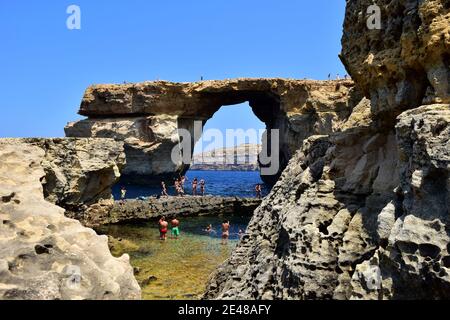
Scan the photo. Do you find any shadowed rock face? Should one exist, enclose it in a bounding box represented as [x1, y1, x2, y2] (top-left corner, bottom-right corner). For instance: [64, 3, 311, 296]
[205, 1, 450, 300]
[0, 139, 140, 300]
[65, 79, 362, 185]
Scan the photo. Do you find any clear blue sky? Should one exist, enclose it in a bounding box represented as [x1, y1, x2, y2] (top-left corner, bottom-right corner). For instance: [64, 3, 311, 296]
[0, 0, 347, 138]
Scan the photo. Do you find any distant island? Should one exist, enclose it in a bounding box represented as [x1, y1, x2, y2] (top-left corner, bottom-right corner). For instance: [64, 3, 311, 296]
[190, 144, 261, 171]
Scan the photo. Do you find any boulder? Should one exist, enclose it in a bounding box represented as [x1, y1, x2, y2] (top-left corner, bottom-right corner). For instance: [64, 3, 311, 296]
[0, 140, 140, 300]
[7, 138, 126, 210]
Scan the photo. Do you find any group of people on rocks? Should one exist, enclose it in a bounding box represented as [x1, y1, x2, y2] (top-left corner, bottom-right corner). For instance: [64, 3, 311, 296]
[120, 181, 264, 203]
[158, 216, 243, 244]
[161, 175, 206, 197]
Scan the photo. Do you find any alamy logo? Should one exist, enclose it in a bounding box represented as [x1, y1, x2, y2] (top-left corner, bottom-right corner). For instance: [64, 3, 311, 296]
[66, 5, 81, 30]
[172, 121, 280, 176]
[365, 265, 382, 290]
[367, 4, 382, 30]
[64, 265, 82, 289]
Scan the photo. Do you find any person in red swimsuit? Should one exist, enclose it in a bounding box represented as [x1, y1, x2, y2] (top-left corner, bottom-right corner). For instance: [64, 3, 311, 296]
[159, 216, 169, 241]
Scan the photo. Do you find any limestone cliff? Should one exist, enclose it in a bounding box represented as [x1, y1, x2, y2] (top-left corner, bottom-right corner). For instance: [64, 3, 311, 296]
[0, 140, 140, 300]
[191, 144, 261, 171]
[205, 0, 450, 300]
[65, 79, 362, 184]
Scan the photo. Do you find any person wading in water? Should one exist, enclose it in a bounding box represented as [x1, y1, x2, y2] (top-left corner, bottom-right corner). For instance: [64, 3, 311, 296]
[221, 220, 230, 245]
[159, 216, 169, 241]
[171, 217, 180, 239]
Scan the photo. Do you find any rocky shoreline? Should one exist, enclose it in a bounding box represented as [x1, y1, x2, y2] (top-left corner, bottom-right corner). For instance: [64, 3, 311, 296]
[70, 196, 262, 228]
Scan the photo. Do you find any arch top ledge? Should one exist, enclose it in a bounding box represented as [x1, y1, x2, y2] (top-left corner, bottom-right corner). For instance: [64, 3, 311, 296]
[78, 78, 357, 118]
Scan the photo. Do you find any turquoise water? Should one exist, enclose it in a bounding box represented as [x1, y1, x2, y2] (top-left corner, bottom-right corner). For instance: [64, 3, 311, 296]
[97, 214, 250, 300]
[113, 170, 270, 199]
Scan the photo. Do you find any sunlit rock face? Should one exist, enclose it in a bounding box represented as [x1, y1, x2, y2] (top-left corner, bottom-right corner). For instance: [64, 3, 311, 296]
[65, 78, 363, 185]
[16, 138, 126, 210]
[205, 1, 450, 300]
[0, 139, 140, 300]
[341, 0, 450, 117]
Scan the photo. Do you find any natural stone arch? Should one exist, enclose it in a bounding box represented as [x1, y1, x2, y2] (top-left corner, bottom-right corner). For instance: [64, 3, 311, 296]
[177, 89, 287, 185]
[65, 78, 361, 185]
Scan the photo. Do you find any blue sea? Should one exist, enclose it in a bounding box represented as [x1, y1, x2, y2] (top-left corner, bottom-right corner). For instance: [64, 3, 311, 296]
[112, 170, 270, 199]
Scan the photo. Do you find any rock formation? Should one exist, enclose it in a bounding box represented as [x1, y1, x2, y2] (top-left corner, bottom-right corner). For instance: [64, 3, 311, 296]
[65, 79, 363, 184]
[191, 144, 261, 171]
[0, 139, 140, 300]
[205, 0, 450, 300]
[15, 138, 126, 211]
[72, 196, 262, 228]
[341, 0, 450, 117]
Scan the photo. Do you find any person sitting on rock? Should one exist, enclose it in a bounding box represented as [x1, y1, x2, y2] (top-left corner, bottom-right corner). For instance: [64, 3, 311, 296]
[200, 179, 206, 196]
[192, 178, 198, 196]
[159, 216, 169, 241]
[171, 217, 180, 239]
[161, 181, 169, 197]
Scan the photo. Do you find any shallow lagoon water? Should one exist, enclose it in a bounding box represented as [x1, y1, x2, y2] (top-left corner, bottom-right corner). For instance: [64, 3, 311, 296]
[97, 215, 250, 300]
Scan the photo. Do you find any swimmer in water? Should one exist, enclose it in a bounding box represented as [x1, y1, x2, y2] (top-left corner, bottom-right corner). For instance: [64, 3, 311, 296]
[204, 224, 216, 235]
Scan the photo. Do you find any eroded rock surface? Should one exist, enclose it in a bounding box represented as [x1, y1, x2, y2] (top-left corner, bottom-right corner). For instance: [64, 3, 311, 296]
[205, 0, 450, 300]
[66, 79, 362, 184]
[0, 140, 140, 300]
[341, 0, 450, 116]
[3, 138, 126, 210]
[205, 105, 449, 299]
